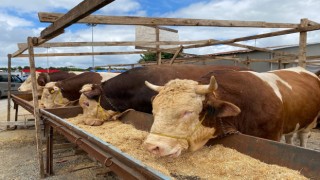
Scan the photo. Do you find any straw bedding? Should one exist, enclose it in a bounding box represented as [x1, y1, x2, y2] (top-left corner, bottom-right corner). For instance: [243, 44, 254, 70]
[67, 114, 307, 180]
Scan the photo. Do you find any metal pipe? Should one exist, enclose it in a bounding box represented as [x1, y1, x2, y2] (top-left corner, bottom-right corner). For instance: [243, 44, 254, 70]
[40, 109, 169, 179]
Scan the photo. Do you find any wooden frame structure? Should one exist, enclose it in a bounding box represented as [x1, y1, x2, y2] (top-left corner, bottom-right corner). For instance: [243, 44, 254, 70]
[7, 0, 320, 178]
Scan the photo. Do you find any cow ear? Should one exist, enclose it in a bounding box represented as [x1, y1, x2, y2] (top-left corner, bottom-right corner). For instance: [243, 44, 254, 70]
[207, 98, 240, 118]
[150, 95, 156, 102]
[83, 88, 101, 99]
[48, 87, 55, 94]
[38, 79, 46, 86]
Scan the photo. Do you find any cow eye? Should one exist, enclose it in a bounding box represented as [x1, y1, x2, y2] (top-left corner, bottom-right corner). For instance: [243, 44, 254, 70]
[181, 111, 193, 118]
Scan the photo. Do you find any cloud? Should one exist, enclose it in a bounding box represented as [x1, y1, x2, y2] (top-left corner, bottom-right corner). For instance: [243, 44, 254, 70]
[1, 0, 320, 68]
[0, 0, 81, 14]
[0, 12, 33, 30]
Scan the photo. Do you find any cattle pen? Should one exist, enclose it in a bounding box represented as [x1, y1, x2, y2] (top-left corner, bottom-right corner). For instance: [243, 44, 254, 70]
[5, 0, 320, 179]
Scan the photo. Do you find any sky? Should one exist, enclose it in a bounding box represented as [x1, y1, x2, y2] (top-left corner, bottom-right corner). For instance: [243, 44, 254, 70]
[0, 0, 320, 69]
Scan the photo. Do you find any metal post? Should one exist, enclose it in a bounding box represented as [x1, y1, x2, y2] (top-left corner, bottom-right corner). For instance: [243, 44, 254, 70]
[87, 23, 97, 71]
[27, 37, 45, 178]
[46, 123, 53, 175]
[6, 54, 12, 130]
[14, 103, 18, 130]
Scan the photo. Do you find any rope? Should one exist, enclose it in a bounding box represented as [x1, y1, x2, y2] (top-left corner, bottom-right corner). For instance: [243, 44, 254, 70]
[150, 112, 208, 143]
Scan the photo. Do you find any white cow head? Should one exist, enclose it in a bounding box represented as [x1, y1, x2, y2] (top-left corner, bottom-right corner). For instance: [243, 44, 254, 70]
[18, 72, 43, 93]
[79, 84, 118, 126]
[40, 82, 69, 108]
[143, 76, 240, 157]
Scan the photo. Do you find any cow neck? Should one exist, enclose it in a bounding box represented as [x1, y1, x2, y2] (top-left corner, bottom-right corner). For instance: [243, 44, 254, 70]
[202, 94, 240, 139]
[215, 117, 240, 139]
[95, 96, 114, 119]
[98, 86, 119, 112]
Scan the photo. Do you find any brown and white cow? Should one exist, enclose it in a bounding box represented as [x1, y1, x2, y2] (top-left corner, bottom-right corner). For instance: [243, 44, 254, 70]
[18, 72, 43, 93]
[41, 72, 119, 108]
[18, 71, 79, 93]
[78, 86, 119, 126]
[144, 67, 320, 157]
[80, 65, 250, 126]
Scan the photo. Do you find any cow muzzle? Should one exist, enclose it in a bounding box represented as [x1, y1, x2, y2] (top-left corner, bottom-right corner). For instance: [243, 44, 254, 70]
[143, 135, 187, 157]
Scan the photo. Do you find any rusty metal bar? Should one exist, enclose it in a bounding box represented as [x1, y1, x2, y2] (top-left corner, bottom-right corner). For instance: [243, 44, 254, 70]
[11, 93, 35, 114]
[40, 109, 170, 179]
[208, 134, 320, 179]
[45, 122, 53, 175]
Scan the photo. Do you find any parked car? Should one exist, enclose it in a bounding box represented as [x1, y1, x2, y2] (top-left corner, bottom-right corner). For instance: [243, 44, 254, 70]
[0, 73, 23, 97]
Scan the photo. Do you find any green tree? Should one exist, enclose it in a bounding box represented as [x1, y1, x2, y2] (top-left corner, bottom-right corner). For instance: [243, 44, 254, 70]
[139, 52, 176, 63]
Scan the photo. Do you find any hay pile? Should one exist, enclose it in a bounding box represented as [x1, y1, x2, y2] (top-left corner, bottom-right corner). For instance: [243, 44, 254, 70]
[67, 115, 307, 180]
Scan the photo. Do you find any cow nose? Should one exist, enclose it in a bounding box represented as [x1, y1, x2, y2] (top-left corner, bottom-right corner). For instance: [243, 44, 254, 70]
[144, 143, 163, 156]
[83, 101, 89, 107]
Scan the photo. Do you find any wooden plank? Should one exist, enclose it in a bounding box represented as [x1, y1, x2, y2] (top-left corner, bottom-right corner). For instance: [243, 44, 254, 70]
[40, 0, 114, 38]
[7, 54, 12, 129]
[12, 46, 28, 58]
[161, 23, 320, 51]
[307, 19, 320, 26]
[16, 51, 148, 58]
[156, 27, 161, 65]
[27, 37, 45, 178]
[0, 121, 35, 127]
[169, 46, 183, 65]
[39, 12, 300, 28]
[17, 39, 297, 58]
[299, 19, 308, 68]
[17, 40, 210, 49]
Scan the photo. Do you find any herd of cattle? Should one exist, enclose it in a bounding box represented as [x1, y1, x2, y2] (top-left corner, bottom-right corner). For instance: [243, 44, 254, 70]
[18, 65, 320, 157]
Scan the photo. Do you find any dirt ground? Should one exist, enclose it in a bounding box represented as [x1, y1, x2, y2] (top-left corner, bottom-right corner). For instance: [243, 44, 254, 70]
[0, 98, 118, 179]
[0, 97, 319, 179]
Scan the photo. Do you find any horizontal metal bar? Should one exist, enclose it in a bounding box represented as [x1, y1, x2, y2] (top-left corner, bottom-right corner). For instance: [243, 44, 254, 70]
[40, 109, 170, 179]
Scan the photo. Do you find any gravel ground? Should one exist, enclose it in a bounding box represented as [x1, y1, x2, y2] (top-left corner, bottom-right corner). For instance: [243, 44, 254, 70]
[0, 98, 118, 179]
[0, 97, 319, 179]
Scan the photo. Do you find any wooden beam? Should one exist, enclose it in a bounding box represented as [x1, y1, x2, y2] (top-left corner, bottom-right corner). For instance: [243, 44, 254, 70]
[40, 0, 114, 38]
[170, 46, 183, 65]
[307, 19, 320, 26]
[299, 19, 308, 68]
[17, 38, 298, 60]
[7, 54, 12, 130]
[17, 40, 212, 49]
[161, 23, 320, 51]
[16, 51, 148, 57]
[12, 46, 28, 58]
[39, 12, 300, 28]
[27, 37, 45, 178]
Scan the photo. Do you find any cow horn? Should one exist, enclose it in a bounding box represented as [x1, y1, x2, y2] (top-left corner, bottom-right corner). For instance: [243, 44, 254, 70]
[145, 81, 162, 92]
[195, 76, 218, 94]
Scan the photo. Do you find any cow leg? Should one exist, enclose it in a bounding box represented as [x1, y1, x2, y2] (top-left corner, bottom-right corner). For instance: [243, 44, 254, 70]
[298, 117, 318, 148]
[284, 134, 294, 145]
[297, 131, 310, 148]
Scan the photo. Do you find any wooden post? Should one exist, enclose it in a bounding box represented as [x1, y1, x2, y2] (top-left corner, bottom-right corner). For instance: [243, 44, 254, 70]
[6, 54, 12, 130]
[27, 37, 45, 178]
[155, 26, 161, 65]
[298, 19, 308, 68]
[245, 56, 250, 68]
[278, 60, 282, 69]
[169, 46, 183, 65]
